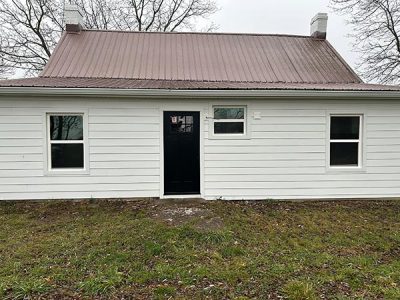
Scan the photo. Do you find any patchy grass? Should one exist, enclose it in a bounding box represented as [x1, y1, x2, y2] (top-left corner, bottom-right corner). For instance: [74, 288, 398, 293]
[282, 280, 317, 300]
[1, 199, 400, 299]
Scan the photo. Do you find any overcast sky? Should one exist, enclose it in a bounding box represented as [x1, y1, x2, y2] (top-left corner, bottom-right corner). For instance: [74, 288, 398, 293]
[208, 0, 358, 70]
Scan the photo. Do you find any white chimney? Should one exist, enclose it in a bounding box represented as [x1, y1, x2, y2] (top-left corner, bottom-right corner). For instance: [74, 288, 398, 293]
[64, 4, 83, 33]
[310, 13, 328, 39]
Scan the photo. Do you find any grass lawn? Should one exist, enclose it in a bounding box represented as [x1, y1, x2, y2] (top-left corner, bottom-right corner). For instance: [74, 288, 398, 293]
[1, 199, 400, 299]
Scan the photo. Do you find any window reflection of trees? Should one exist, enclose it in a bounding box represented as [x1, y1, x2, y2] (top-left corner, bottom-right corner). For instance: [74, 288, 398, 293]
[171, 115, 193, 133]
[214, 108, 244, 119]
[50, 116, 83, 140]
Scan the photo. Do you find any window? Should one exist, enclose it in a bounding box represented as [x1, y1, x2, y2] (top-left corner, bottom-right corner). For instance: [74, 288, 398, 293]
[213, 107, 245, 135]
[329, 115, 362, 167]
[48, 114, 85, 170]
[170, 115, 193, 133]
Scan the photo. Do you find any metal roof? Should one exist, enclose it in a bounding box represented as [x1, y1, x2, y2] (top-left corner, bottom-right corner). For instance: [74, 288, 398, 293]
[39, 30, 361, 84]
[2, 30, 400, 91]
[1, 77, 400, 91]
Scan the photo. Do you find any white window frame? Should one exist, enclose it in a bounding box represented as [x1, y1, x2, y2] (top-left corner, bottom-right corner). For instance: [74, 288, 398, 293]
[210, 105, 248, 139]
[45, 112, 89, 175]
[328, 114, 363, 170]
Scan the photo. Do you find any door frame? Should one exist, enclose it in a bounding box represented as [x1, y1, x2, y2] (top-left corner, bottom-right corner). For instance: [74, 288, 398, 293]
[160, 105, 204, 199]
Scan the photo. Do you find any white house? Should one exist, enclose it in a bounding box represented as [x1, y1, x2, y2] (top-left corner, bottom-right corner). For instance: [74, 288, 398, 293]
[1, 7, 400, 201]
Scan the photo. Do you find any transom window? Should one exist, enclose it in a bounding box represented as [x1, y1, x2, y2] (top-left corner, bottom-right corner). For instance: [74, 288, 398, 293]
[48, 114, 85, 170]
[329, 115, 362, 167]
[213, 107, 245, 135]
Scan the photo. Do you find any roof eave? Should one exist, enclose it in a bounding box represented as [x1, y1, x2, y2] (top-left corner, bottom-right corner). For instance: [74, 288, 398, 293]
[0, 87, 400, 99]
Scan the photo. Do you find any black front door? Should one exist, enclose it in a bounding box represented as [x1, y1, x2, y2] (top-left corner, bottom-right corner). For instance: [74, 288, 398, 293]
[164, 111, 200, 195]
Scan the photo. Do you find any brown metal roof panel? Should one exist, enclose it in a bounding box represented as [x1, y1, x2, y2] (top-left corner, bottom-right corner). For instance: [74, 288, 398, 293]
[324, 41, 360, 83]
[40, 30, 363, 84]
[74, 30, 96, 77]
[294, 38, 330, 82]
[179, 33, 191, 80]
[40, 33, 67, 77]
[285, 37, 318, 83]
[123, 31, 138, 79]
[277, 37, 303, 82]
[118, 32, 132, 78]
[78, 31, 101, 78]
[310, 41, 345, 82]
[203, 34, 220, 81]
[237, 36, 259, 81]
[114, 32, 129, 78]
[214, 35, 234, 81]
[312, 40, 355, 83]
[244, 35, 275, 82]
[257, 36, 289, 82]
[103, 32, 121, 78]
[101, 32, 117, 77]
[45, 33, 74, 77]
[250, 36, 278, 82]
[64, 34, 88, 77]
[230, 35, 254, 82]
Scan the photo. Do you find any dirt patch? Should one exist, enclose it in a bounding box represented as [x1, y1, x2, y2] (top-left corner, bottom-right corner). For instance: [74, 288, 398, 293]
[321, 281, 353, 298]
[150, 200, 224, 231]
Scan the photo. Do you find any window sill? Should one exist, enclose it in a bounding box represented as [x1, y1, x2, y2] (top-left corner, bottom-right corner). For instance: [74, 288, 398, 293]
[326, 166, 366, 174]
[44, 169, 90, 176]
[208, 134, 251, 140]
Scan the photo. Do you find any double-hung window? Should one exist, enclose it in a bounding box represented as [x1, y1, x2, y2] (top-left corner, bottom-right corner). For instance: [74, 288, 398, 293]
[329, 115, 362, 167]
[213, 106, 246, 135]
[48, 114, 85, 170]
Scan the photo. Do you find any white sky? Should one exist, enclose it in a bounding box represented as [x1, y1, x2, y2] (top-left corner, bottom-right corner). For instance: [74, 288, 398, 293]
[208, 0, 358, 70]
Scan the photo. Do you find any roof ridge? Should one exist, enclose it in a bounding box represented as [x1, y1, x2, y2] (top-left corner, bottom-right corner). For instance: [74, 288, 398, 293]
[80, 29, 316, 39]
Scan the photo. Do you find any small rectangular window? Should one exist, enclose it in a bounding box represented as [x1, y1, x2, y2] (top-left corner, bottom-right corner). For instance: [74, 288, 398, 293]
[170, 115, 193, 133]
[329, 115, 362, 167]
[48, 115, 85, 170]
[213, 107, 245, 135]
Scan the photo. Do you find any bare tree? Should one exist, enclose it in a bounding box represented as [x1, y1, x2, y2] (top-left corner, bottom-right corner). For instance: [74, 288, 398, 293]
[0, 56, 12, 79]
[121, 0, 218, 32]
[0, 0, 218, 78]
[331, 0, 400, 84]
[0, 0, 63, 76]
[75, 0, 126, 30]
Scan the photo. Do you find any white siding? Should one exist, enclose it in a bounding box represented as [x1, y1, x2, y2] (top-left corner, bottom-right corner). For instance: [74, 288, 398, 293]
[0, 98, 162, 200]
[204, 100, 400, 199]
[0, 97, 400, 200]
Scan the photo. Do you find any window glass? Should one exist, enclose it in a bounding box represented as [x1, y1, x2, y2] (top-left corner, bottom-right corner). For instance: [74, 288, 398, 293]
[214, 108, 244, 119]
[214, 122, 244, 134]
[51, 144, 84, 169]
[330, 116, 360, 140]
[48, 114, 85, 170]
[330, 143, 359, 166]
[329, 115, 362, 168]
[170, 115, 193, 133]
[50, 115, 83, 140]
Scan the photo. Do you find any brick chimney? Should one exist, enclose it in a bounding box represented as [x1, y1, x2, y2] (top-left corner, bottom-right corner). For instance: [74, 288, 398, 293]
[310, 13, 328, 39]
[64, 4, 83, 33]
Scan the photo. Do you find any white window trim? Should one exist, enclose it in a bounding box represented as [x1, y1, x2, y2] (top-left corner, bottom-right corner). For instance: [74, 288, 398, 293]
[209, 105, 250, 140]
[327, 113, 364, 172]
[44, 111, 89, 176]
